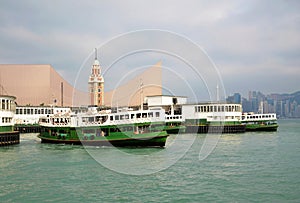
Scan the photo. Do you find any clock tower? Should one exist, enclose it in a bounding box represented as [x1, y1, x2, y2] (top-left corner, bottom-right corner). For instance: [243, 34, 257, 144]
[88, 48, 104, 106]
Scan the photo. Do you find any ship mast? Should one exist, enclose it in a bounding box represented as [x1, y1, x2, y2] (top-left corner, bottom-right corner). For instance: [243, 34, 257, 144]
[140, 78, 143, 110]
[216, 84, 220, 102]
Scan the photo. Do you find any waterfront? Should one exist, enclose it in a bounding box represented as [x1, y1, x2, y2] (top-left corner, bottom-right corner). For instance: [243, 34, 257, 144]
[1, 119, 299, 202]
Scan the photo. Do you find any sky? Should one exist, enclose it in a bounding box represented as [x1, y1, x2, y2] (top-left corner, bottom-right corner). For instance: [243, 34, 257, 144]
[0, 0, 299, 99]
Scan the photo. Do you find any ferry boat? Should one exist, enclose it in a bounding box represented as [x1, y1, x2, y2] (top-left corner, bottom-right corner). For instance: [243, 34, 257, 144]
[0, 95, 19, 146]
[14, 106, 72, 133]
[182, 103, 246, 133]
[38, 107, 169, 147]
[146, 95, 245, 134]
[241, 113, 278, 131]
[165, 114, 185, 134]
[146, 95, 186, 134]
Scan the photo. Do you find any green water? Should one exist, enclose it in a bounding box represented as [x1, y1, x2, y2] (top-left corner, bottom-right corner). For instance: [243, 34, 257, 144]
[1, 119, 299, 202]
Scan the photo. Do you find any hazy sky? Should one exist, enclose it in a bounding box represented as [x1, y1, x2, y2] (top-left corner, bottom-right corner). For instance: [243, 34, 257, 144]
[0, 0, 299, 98]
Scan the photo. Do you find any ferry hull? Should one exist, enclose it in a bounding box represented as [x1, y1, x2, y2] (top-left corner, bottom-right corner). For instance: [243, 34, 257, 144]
[38, 133, 169, 147]
[164, 125, 186, 134]
[0, 131, 20, 146]
[245, 124, 278, 132]
[185, 125, 246, 134]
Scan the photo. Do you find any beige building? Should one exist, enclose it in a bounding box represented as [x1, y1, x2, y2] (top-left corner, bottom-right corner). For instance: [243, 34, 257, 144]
[104, 61, 162, 107]
[0, 64, 88, 106]
[0, 61, 162, 107]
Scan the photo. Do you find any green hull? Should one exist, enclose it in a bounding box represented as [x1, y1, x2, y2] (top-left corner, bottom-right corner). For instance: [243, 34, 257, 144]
[164, 122, 186, 134]
[245, 124, 278, 131]
[0, 131, 20, 146]
[38, 125, 169, 147]
[184, 119, 245, 133]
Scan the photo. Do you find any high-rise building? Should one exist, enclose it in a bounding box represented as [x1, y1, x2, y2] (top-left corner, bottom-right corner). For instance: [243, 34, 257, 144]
[88, 49, 104, 106]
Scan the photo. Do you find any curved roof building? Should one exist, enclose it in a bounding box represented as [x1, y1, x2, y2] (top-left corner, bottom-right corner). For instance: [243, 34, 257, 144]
[0, 62, 162, 107]
[0, 64, 88, 106]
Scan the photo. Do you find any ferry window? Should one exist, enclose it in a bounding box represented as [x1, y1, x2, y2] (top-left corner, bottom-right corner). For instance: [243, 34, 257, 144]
[203, 106, 206, 112]
[229, 106, 232, 112]
[41, 109, 44, 114]
[221, 106, 224, 112]
[115, 115, 119, 120]
[214, 106, 217, 112]
[27, 109, 31, 114]
[218, 106, 221, 112]
[19, 109, 23, 114]
[195, 106, 197, 112]
[197, 106, 200, 112]
[210, 106, 213, 112]
[155, 112, 160, 117]
[120, 115, 124, 120]
[125, 114, 129, 119]
[16, 109, 19, 114]
[136, 113, 141, 118]
[148, 112, 153, 117]
[2, 100, 5, 109]
[142, 113, 147, 118]
[110, 116, 113, 121]
[200, 106, 203, 112]
[38, 110, 41, 114]
[131, 114, 134, 119]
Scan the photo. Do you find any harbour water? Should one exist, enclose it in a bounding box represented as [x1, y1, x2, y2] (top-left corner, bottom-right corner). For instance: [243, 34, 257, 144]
[1, 119, 299, 202]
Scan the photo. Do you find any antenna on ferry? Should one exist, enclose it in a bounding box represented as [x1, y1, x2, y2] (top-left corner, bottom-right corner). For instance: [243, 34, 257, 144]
[140, 78, 143, 110]
[216, 84, 220, 102]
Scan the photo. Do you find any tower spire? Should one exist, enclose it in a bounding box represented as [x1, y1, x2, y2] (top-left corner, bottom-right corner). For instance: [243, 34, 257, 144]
[89, 47, 104, 107]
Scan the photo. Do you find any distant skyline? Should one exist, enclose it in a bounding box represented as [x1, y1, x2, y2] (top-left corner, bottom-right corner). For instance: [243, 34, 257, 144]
[0, 0, 299, 99]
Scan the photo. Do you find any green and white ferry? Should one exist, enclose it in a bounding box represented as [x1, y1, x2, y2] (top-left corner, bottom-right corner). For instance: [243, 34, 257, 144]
[241, 112, 278, 131]
[146, 95, 245, 134]
[0, 95, 19, 146]
[38, 107, 169, 147]
[182, 103, 246, 133]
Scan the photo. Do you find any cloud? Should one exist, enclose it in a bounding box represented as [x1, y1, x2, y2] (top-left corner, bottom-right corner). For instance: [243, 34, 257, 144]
[0, 0, 299, 98]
